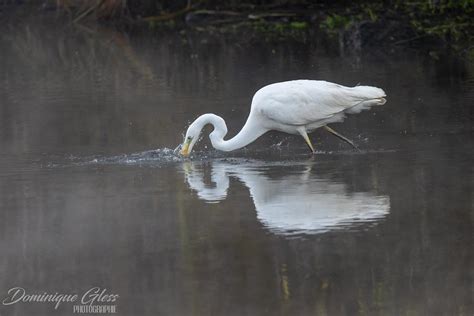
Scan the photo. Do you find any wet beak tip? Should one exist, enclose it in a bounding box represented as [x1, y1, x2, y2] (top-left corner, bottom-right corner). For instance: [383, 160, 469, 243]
[180, 146, 190, 157]
[180, 139, 192, 157]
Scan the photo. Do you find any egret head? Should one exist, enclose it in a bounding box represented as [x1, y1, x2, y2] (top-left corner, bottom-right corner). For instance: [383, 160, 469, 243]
[180, 123, 201, 157]
[180, 114, 228, 157]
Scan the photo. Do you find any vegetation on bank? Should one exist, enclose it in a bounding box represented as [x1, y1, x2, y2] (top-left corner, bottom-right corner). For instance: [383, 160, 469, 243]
[3, 0, 474, 55]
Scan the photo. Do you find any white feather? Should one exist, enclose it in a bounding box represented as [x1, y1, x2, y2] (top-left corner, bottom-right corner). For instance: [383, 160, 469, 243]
[254, 80, 386, 131]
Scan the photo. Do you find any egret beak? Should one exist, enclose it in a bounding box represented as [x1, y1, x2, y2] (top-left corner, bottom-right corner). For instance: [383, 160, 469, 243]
[180, 139, 191, 157]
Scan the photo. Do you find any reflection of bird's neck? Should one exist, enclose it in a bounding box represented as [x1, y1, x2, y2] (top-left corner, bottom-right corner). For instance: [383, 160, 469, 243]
[183, 162, 230, 201]
[196, 113, 268, 152]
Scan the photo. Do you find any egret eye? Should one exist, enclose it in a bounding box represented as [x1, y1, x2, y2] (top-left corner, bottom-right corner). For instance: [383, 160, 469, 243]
[187, 136, 192, 141]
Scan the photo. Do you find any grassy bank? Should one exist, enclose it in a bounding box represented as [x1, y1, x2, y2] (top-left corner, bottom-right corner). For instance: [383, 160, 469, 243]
[2, 1, 473, 56]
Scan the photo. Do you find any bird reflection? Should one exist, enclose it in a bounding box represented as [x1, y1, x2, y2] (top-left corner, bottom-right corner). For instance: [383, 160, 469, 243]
[182, 159, 390, 235]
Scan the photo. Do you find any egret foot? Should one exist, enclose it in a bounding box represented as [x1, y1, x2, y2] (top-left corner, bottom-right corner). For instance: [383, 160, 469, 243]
[297, 127, 315, 153]
[323, 126, 360, 151]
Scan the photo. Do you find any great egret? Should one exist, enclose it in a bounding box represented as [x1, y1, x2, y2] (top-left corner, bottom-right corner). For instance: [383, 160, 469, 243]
[180, 80, 386, 157]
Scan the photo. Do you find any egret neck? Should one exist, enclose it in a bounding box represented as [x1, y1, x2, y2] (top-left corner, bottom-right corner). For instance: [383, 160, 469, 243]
[185, 113, 268, 155]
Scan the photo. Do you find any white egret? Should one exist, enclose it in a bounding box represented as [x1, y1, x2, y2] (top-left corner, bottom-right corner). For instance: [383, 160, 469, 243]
[180, 80, 386, 156]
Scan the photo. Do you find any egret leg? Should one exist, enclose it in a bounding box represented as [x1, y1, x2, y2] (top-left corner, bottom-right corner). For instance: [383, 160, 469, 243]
[323, 126, 360, 151]
[297, 128, 315, 153]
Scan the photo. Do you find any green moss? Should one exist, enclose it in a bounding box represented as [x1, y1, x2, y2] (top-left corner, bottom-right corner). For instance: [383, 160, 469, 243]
[399, 0, 474, 45]
[320, 14, 352, 31]
[290, 21, 308, 30]
[235, 19, 309, 41]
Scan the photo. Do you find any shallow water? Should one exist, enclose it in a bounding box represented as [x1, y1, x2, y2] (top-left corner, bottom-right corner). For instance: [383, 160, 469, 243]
[0, 21, 472, 316]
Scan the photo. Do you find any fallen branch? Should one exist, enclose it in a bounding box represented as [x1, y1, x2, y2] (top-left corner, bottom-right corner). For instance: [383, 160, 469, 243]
[248, 12, 299, 19]
[392, 34, 429, 45]
[190, 10, 242, 17]
[73, 0, 102, 23]
[141, 1, 201, 22]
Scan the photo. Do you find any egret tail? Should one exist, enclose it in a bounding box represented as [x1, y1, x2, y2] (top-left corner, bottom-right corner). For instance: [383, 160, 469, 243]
[344, 85, 386, 114]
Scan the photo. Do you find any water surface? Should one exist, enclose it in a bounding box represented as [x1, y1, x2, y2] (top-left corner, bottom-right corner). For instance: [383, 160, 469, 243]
[0, 21, 472, 316]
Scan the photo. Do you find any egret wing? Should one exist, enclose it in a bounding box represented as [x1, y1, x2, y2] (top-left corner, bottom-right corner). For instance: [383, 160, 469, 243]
[258, 80, 361, 125]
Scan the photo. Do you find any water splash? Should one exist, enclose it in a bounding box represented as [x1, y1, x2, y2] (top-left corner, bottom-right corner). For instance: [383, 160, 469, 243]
[80, 148, 184, 166]
[67, 146, 397, 167]
[76, 147, 227, 166]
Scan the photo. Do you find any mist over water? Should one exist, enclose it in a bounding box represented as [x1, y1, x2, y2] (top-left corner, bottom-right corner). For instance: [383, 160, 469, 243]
[0, 20, 472, 316]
